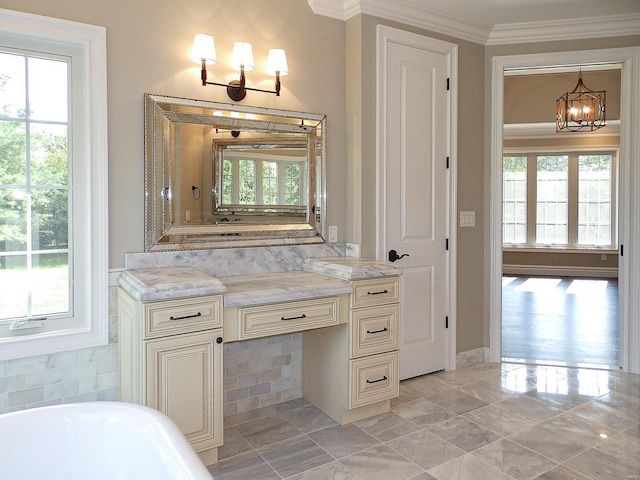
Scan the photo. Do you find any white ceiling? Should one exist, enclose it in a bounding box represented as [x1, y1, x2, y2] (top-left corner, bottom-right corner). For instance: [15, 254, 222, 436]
[308, 0, 640, 44]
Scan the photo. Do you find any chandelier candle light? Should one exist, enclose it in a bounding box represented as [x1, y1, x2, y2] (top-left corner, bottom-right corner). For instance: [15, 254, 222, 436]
[192, 34, 289, 101]
[556, 70, 606, 132]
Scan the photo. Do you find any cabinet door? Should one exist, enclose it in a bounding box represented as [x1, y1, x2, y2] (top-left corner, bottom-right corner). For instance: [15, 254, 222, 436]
[145, 330, 222, 452]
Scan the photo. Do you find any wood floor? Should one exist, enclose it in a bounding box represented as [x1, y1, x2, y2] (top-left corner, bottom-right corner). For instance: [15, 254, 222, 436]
[501, 276, 618, 367]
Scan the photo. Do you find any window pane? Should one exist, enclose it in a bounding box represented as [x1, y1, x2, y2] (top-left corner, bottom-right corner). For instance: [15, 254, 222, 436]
[30, 124, 68, 186]
[238, 159, 255, 204]
[31, 188, 69, 250]
[0, 255, 28, 319]
[536, 155, 568, 244]
[0, 52, 26, 118]
[578, 154, 612, 246]
[0, 121, 27, 185]
[28, 57, 68, 122]
[0, 187, 28, 251]
[0, 50, 72, 324]
[503, 156, 527, 244]
[261, 161, 278, 205]
[31, 252, 69, 317]
[222, 159, 232, 204]
[285, 163, 301, 205]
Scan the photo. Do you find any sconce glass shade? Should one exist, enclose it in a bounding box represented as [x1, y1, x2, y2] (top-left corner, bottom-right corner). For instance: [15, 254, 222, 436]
[266, 49, 289, 76]
[191, 34, 216, 64]
[231, 42, 255, 71]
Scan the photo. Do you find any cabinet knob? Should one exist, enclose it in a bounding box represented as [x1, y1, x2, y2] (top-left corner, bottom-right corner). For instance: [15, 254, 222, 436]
[216, 337, 223, 344]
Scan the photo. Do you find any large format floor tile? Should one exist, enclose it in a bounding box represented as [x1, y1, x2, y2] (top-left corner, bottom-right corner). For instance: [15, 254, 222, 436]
[207, 363, 640, 480]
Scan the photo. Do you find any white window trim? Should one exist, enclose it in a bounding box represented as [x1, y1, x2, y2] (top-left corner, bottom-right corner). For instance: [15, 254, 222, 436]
[0, 9, 108, 360]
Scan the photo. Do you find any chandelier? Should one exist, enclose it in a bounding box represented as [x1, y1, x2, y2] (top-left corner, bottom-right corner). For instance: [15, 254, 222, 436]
[556, 71, 606, 132]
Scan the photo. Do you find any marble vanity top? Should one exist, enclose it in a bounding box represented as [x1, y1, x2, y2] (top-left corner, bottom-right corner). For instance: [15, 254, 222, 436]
[303, 257, 402, 279]
[118, 257, 401, 305]
[220, 271, 352, 308]
[119, 267, 226, 301]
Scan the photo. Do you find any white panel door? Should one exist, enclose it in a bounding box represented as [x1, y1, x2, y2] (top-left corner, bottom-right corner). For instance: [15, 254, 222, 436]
[379, 30, 451, 380]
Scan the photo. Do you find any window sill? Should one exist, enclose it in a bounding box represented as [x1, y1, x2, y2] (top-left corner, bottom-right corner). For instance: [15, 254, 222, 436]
[503, 246, 618, 254]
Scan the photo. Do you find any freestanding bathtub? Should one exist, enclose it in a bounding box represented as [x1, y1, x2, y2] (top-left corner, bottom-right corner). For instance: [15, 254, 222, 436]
[0, 401, 213, 479]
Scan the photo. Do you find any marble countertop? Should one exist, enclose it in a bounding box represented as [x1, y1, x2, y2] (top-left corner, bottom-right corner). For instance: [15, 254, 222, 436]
[119, 267, 226, 301]
[118, 257, 400, 304]
[303, 257, 402, 279]
[219, 271, 352, 308]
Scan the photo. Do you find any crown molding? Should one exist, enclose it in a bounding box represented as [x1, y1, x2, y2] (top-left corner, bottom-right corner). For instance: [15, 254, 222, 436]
[487, 13, 640, 45]
[307, 0, 491, 44]
[308, 0, 640, 45]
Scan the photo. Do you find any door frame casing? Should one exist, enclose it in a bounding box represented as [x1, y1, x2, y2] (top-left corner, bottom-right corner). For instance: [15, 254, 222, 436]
[489, 47, 640, 374]
[376, 25, 458, 371]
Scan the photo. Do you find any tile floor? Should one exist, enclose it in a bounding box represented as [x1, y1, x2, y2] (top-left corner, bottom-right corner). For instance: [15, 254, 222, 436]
[207, 363, 640, 480]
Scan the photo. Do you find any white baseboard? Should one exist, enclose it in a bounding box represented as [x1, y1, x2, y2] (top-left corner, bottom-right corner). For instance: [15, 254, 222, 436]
[456, 347, 489, 368]
[503, 264, 618, 278]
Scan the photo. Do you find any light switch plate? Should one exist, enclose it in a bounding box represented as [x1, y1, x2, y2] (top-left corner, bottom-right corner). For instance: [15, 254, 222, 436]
[328, 225, 338, 243]
[460, 211, 475, 227]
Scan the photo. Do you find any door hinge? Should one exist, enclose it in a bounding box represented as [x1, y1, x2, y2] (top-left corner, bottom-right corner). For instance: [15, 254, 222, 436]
[445, 316, 449, 328]
[446, 156, 450, 169]
[445, 238, 449, 250]
[446, 78, 450, 91]
[620, 244, 624, 256]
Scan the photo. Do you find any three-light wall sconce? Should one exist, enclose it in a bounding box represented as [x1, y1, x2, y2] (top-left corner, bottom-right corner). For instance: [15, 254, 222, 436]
[192, 34, 289, 101]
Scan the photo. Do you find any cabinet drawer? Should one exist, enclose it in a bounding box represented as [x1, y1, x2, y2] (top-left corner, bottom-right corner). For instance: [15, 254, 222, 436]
[351, 278, 399, 308]
[349, 351, 399, 408]
[145, 296, 223, 339]
[238, 297, 340, 340]
[350, 304, 399, 358]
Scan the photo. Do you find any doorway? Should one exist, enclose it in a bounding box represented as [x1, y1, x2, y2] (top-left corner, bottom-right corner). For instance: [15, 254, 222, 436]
[489, 47, 640, 374]
[499, 66, 621, 367]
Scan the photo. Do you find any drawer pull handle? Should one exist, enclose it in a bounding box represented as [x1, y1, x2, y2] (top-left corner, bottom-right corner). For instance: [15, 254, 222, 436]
[367, 289, 389, 295]
[367, 327, 389, 334]
[281, 314, 307, 321]
[169, 312, 202, 321]
[366, 375, 388, 384]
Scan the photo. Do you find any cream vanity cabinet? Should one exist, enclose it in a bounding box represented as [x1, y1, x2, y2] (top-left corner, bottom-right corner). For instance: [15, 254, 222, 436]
[302, 276, 400, 424]
[118, 289, 224, 465]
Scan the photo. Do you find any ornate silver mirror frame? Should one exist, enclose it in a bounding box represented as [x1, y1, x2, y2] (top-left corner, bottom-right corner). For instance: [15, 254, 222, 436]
[144, 94, 327, 251]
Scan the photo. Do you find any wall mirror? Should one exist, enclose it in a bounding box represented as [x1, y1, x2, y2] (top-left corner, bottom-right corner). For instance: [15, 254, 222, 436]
[144, 94, 327, 251]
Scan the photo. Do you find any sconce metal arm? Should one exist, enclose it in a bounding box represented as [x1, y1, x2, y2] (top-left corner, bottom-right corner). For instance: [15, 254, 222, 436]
[200, 60, 282, 101]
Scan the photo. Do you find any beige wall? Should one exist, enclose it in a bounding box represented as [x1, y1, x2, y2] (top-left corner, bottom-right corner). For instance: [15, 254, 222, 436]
[3, 1, 637, 358]
[0, 0, 347, 267]
[346, 15, 487, 354]
[504, 69, 621, 124]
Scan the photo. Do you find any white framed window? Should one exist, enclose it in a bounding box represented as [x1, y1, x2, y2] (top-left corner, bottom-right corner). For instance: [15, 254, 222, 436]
[0, 9, 108, 360]
[503, 149, 617, 249]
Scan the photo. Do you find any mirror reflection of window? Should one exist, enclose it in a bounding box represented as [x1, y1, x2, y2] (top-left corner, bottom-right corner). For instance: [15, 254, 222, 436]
[285, 164, 301, 205]
[238, 159, 256, 204]
[262, 161, 277, 205]
[222, 156, 305, 208]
